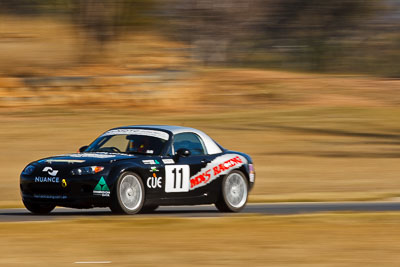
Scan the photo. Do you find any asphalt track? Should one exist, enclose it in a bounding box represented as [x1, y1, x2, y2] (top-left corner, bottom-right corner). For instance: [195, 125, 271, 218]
[1, 202, 400, 222]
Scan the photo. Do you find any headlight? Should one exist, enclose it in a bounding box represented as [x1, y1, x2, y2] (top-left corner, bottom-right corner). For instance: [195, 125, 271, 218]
[22, 165, 35, 175]
[71, 166, 104, 175]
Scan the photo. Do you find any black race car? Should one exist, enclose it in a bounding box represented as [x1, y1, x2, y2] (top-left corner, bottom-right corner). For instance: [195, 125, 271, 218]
[20, 126, 255, 214]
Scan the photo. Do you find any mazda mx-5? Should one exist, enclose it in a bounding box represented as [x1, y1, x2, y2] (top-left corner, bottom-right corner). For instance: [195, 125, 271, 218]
[20, 126, 255, 214]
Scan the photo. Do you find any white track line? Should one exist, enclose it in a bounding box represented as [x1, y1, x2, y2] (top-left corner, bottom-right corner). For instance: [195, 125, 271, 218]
[74, 261, 111, 264]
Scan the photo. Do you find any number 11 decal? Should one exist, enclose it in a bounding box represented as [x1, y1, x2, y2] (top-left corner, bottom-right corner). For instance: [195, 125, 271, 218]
[165, 165, 190, 192]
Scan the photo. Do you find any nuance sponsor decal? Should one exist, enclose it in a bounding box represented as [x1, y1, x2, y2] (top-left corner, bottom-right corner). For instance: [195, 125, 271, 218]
[190, 154, 247, 190]
[35, 176, 60, 183]
[42, 167, 58, 176]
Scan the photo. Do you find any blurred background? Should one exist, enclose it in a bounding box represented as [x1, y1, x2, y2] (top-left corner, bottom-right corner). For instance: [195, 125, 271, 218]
[2, 2, 400, 266]
[1, 0, 400, 204]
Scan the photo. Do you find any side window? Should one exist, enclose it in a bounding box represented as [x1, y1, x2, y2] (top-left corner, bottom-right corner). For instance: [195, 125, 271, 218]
[173, 133, 206, 156]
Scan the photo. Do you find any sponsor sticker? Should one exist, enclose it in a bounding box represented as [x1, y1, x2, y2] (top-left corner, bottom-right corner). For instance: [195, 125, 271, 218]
[45, 159, 86, 164]
[35, 176, 60, 183]
[101, 129, 169, 141]
[249, 173, 255, 183]
[93, 177, 110, 197]
[61, 179, 68, 188]
[143, 159, 160, 165]
[249, 164, 255, 183]
[65, 153, 120, 159]
[33, 194, 67, 200]
[150, 166, 159, 172]
[190, 154, 247, 190]
[147, 173, 162, 189]
[42, 167, 58, 176]
[162, 159, 175, 164]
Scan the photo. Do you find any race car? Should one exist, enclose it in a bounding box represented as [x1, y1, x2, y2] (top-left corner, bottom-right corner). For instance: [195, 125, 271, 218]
[20, 125, 255, 214]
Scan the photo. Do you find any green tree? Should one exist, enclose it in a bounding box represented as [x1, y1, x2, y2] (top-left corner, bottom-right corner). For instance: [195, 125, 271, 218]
[260, 0, 381, 71]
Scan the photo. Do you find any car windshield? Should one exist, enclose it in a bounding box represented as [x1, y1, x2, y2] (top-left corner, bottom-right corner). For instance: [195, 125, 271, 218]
[85, 129, 170, 155]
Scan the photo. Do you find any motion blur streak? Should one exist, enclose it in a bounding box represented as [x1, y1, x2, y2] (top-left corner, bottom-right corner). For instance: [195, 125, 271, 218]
[0, 0, 398, 75]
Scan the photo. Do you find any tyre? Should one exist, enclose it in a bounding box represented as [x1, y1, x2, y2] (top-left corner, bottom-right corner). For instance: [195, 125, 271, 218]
[215, 170, 248, 212]
[140, 205, 159, 214]
[110, 172, 145, 215]
[23, 200, 55, 215]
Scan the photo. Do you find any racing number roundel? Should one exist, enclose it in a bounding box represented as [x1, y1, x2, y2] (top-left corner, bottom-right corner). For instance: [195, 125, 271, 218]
[165, 165, 190, 193]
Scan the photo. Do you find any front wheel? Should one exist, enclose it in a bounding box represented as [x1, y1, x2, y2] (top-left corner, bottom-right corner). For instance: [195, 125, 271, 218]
[110, 172, 145, 215]
[23, 200, 55, 215]
[215, 170, 248, 212]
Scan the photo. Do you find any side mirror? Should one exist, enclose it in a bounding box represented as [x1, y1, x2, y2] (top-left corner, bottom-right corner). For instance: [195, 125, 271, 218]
[79, 145, 89, 153]
[175, 148, 191, 160]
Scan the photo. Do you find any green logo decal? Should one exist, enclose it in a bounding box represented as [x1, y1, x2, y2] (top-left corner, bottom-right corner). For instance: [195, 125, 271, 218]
[150, 167, 159, 172]
[93, 177, 110, 197]
[155, 160, 160, 164]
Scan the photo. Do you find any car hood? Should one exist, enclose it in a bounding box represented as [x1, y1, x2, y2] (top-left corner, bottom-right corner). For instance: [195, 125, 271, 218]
[35, 152, 138, 166]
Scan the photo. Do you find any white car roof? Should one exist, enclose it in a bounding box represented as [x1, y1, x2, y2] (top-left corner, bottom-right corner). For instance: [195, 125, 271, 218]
[119, 125, 224, 155]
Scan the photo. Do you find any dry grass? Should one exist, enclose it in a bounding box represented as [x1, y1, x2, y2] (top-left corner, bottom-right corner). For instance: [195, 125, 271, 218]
[1, 213, 400, 266]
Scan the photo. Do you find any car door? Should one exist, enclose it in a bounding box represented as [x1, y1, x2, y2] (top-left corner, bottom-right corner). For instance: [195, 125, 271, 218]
[162, 132, 215, 200]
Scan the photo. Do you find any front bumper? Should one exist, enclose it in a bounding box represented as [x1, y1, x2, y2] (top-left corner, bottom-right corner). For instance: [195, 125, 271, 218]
[20, 173, 112, 208]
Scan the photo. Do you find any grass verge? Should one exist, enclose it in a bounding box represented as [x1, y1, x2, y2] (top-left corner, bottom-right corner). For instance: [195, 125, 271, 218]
[1, 213, 400, 266]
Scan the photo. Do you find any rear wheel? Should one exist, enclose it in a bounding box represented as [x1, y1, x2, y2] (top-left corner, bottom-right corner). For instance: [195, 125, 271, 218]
[110, 172, 145, 215]
[215, 171, 248, 212]
[23, 200, 55, 215]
